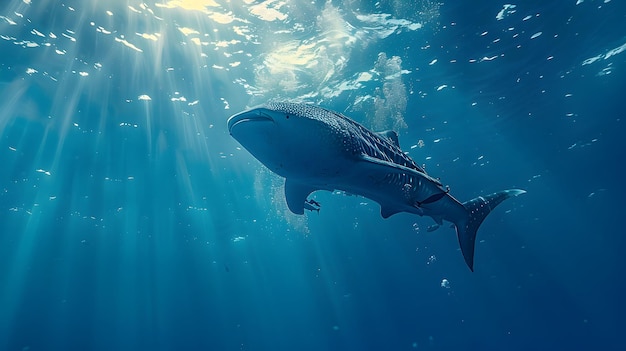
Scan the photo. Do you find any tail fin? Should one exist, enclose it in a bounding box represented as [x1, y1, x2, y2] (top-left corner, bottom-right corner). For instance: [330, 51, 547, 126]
[456, 189, 526, 271]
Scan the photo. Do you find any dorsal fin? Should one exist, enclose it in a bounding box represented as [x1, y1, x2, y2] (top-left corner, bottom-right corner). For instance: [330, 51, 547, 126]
[376, 130, 399, 147]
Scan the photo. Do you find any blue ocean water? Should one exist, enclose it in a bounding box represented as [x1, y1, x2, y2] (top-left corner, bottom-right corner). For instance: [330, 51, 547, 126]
[1, 0, 624, 350]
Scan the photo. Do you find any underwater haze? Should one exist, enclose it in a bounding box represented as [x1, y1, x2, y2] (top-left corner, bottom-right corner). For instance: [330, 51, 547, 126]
[1, 0, 625, 350]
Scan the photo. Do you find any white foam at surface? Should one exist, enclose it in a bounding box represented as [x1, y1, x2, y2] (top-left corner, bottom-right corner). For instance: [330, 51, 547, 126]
[61, 32, 76, 42]
[31, 29, 45, 37]
[0, 15, 17, 25]
[355, 13, 422, 39]
[356, 72, 373, 82]
[605, 42, 626, 59]
[582, 41, 626, 65]
[582, 55, 602, 65]
[496, 4, 517, 20]
[249, 0, 288, 22]
[115, 37, 143, 52]
[137, 33, 159, 41]
[178, 27, 199, 36]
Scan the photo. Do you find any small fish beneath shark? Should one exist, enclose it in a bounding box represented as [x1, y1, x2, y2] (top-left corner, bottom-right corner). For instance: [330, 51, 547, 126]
[227, 102, 525, 271]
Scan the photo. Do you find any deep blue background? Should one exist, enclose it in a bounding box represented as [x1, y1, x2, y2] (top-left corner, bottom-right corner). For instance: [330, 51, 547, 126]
[1, 1, 625, 350]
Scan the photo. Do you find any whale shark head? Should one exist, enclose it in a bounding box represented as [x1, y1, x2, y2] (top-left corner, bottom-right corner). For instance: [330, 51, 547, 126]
[227, 102, 350, 179]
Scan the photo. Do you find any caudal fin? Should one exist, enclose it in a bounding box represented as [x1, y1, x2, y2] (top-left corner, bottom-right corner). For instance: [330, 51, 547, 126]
[456, 189, 526, 271]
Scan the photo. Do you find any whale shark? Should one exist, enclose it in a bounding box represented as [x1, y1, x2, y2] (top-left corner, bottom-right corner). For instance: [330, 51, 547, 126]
[227, 102, 525, 271]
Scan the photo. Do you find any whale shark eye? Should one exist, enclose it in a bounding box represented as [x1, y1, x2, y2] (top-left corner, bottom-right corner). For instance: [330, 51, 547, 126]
[285, 115, 290, 119]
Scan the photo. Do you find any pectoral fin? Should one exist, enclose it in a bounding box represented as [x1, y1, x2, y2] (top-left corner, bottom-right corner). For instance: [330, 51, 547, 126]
[284, 179, 317, 215]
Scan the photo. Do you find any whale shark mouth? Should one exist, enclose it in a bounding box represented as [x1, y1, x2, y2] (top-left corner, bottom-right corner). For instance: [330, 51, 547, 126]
[227, 110, 274, 134]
